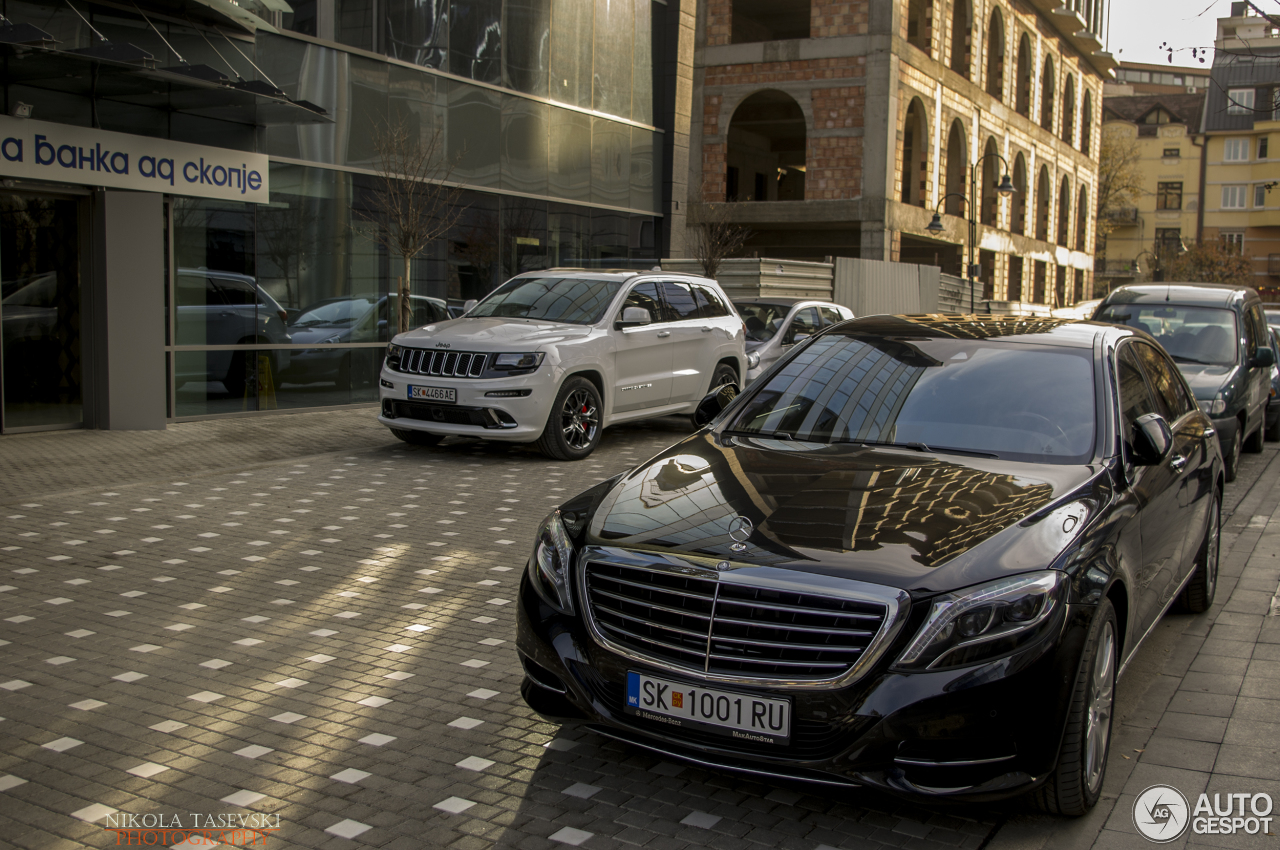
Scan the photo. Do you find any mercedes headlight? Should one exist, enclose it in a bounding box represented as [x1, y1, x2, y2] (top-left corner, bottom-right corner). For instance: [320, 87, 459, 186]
[527, 509, 575, 613]
[894, 572, 1066, 670]
[1199, 394, 1226, 416]
[746, 350, 760, 369]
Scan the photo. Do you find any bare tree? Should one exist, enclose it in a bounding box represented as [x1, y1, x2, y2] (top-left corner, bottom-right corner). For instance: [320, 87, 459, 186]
[1167, 241, 1254, 285]
[362, 118, 468, 334]
[689, 203, 751, 280]
[1095, 126, 1143, 246]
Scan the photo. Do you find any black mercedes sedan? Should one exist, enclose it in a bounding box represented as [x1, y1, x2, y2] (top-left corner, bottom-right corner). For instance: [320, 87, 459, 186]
[516, 316, 1222, 815]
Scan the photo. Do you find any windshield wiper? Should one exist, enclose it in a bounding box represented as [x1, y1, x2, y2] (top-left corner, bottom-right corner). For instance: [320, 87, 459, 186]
[856, 439, 999, 459]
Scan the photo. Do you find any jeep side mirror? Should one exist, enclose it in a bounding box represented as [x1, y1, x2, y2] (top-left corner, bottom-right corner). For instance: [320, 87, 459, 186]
[693, 383, 739, 428]
[617, 307, 652, 329]
[1131, 412, 1173, 465]
[1253, 347, 1277, 368]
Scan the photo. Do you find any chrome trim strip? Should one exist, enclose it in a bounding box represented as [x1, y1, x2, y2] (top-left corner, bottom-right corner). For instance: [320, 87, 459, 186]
[894, 755, 1017, 766]
[576, 545, 911, 691]
[1117, 564, 1199, 682]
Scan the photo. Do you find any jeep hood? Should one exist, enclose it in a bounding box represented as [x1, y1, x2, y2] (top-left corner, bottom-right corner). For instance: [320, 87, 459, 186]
[585, 432, 1106, 594]
[394, 317, 593, 349]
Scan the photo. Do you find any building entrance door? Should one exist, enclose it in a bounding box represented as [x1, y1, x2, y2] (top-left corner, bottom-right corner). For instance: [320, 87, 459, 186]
[0, 192, 84, 431]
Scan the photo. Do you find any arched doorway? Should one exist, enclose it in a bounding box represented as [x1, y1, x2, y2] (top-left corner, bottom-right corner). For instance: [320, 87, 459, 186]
[1036, 166, 1051, 241]
[726, 90, 807, 202]
[1061, 75, 1076, 145]
[1012, 153, 1027, 234]
[1040, 57, 1055, 132]
[907, 0, 933, 55]
[1057, 176, 1071, 246]
[986, 8, 1005, 100]
[1016, 34, 1032, 116]
[950, 0, 971, 78]
[1081, 90, 1093, 155]
[901, 98, 929, 206]
[944, 119, 967, 216]
[980, 137, 999, 225]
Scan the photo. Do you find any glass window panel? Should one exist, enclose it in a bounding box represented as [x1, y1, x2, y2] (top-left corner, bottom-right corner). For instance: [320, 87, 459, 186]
[390, 63, 445, 130]
[448, 192, 502, 300]
[450, 0, 501, 84]
[96, 100, 169, 140]
[549, 203, 591, 266]
[551, 0, 593, 109]
[500, 197, 550, 279]
[8, 85, 90, 128]
[550, 109, 592, 201]
[385, 0, 448, 68]
[632, 0, 653, 124]
[593, 0, 632, 117]
[504, 0, 550, 96]
[592, 211, 629, 265]
[6, 0, 90, 48]
[630, 125, 656, 212]
[278, 346, 382, 407]
[337, 0, 376, 51]
[448, 82, 501, 187]
[344, 55, 392, 168]
[501, 96, 549, 196]
[660, 281, 699, 319]
[592, 117, 630, 207]
[283, 0, 318, 35]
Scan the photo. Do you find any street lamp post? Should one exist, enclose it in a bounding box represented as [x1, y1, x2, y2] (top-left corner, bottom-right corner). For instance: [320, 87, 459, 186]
[927, 153, 1015, 313]
[1134, 249, 1161, 283]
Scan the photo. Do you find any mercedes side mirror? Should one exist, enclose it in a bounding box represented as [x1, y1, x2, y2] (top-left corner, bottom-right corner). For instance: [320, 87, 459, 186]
[1253, 347, 1277, 369]
[616, 307, 652, 329]
[462, 299, 478, 314]
[1131, 413, 1173, 465]
[693, 383, 739, 428]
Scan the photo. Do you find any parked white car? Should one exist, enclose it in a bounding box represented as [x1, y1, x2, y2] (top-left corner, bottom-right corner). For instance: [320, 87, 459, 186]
[734, 298, 854, 384]
[378, 269, 746, 459]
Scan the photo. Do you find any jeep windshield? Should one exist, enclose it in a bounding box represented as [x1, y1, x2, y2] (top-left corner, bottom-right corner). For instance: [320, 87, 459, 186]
[467, 277, 622, 325]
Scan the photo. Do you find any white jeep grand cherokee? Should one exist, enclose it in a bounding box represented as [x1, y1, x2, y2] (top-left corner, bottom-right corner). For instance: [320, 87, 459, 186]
[377, 269, 746, 459]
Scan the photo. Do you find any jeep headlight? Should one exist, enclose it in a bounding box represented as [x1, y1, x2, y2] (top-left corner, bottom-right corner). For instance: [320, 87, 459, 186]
[894, 572, 1066, 670]
[493, 352, 545, 371]
[386, 343, 404, 369]
[1198, 393, 1226, 416]
[527, 509, 575, 614]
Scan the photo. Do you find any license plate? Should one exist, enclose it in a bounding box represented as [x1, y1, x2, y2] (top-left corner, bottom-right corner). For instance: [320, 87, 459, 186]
[408, 386, 456, 404]
[625, 671, 791, 745]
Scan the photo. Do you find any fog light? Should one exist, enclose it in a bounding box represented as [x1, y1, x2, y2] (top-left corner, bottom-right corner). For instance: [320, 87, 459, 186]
[485, 389, 532, 398]
[380, 378, 394, 389]
[381, 399, 395, 418]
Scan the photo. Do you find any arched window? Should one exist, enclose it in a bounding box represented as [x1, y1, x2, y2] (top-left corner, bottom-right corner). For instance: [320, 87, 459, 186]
[980, 137, 999, 225]
[727, 90, 807, 202]
[1057, 176, 1071, 246]
[1015, 34, 1032, 116]
[731, 0, 811, 43]
[901, 98, 929, 207]
[1040, 57, 1055, 132]
[1081, 90, 1093, 155]
[1036, 166, 1051, 241]
[1076, 185, 1089, 251]
[986, 8, 1005, 100]
[907, 0, 933, 56]
[1012, 152, 1028, 234]
[950, 0, 971, 79]
[945, 119, 967, 216]
[1061, 75, 1076, 145]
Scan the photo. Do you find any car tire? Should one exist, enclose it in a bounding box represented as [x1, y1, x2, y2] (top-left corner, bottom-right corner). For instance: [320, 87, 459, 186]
[1031, 598, 1117, 817]
[1177, 488, 1220, 614]
[1223, 425, 1242, 483]
[536, 376, 602, 461]
[1268, 413, 1280, 443]
[708, 362, 738, 393]
[390, 428, 444, 446]
[1244, 417, 1264, 453]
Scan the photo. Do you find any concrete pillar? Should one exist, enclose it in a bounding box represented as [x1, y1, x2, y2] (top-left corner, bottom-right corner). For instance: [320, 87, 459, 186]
[90, 191, 166, 430]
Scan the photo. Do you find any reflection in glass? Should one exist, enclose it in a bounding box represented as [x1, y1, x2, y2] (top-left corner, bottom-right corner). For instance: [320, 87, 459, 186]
[345, 56, 392, 167]
[1096, 303, 1239, 367]
[630, 126, 655, 213]
[501, 97, 549, 196]
[176, 348, 381, 416]
[501, 198, 550, 279]
[283, 0, 318, 36]
[450, 0, 501, 83]
[550, 110, 591, 201]
[385, 0, 448, 69]
[468, 277, 623, 323]
[505, 0, 550, 96]
[593, 0, 633, 117]
[592, 117, 630, 207]
[448, 83, 501, 187]
[551, 0, 593, 108]
[632, 0, 653, 124]
[337, 0, 376, 51]
[0, 194, 82, 429]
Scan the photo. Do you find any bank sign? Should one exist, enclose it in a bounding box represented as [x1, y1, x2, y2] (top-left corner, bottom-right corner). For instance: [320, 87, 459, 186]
[0, 116, 269, 203]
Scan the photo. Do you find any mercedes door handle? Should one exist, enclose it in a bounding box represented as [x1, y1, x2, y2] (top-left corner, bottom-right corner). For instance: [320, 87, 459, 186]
[1170, 456, 1187, 471]
[656, 331, 671, 338]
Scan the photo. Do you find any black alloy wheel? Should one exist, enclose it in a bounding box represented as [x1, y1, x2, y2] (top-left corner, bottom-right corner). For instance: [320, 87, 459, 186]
[708, 362, 738, 394]
[537, 376, 602, 460]
[1177, 488, 1220, 614]
[1032, 599, 1117, 816]
[390, 428, 444, 446]
[1223, 425, 1242, 483]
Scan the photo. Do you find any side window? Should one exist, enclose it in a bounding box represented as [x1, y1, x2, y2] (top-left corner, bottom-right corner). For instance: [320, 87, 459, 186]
[659, 281, 701, 321]
[1118, 345, 1160, 453]
[1249, 306, 1269, 356]
[214, 277, 258, 306]
[784, 308, 821, 345]
[621, 282, 667, 323]
[1242, 306, 1259, 356]
[176, 275, 219, 307]
[819, 306, 844, 326]
[1135, 342, 1194, 419]
[693, 285, 729, 318]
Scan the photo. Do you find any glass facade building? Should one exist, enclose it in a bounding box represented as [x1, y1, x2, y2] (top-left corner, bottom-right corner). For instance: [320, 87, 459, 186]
[0, 0, 670, 430]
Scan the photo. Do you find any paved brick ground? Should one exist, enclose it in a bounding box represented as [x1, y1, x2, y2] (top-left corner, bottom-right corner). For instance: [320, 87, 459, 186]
[0, 415, 1001, 849]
